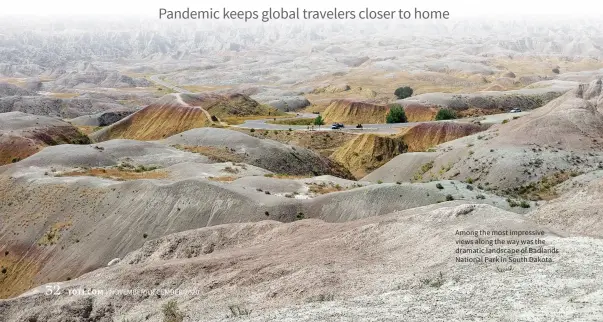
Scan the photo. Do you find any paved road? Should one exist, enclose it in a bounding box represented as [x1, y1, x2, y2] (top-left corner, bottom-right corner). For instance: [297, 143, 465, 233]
[149, 75, 193, 94]
[233, 112, 531, 134]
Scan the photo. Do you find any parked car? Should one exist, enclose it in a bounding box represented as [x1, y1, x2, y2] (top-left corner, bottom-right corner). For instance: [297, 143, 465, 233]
[510, 108, 522, 113]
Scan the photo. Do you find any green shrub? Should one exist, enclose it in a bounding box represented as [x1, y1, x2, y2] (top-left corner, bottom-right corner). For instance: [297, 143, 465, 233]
[313, 115, 325, 126]
[435, 109, 457, 121]
[436, 183, 444, 189]
[250, 128, 255, 132]
[394, 86, 413, 99]
[385, 104, 408, 123]
[507, 198, 519, 207]
[520, 200, 531, 208]
[445, 194, 454, 201]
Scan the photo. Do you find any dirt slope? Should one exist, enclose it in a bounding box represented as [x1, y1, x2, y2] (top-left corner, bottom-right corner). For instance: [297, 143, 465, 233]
[90, 94, 214, 141]
[0, 112, 90, 165]
[332, 122, 485, 179]
[331, 134, 407, 178]
[400, 122, 487, 152]
[1, 203, 601, 322]
[0, 137, 517, 298]
[322, 99, 389, 124]
[90, 93, 268, 142]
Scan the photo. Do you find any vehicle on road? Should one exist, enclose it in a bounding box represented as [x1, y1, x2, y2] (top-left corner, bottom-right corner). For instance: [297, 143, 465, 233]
[510, 108, 522, 113]
[331, 123, 345, 129]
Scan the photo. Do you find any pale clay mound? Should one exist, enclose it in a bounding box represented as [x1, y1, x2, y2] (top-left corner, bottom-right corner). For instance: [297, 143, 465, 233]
[529, 175, 603, 238]
[0, 204, 601, 322]
[365, 79, 603, 191]
[0, 137, 530, 298]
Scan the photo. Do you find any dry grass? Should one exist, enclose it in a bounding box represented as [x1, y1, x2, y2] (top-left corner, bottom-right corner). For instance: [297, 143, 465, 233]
[308, 182, 345, 194]
[208, 176, 238, 182]
[174, 145, 244, 163]
[222, 114, 290, 125]
[264, 173, 312, 179]
[48, 92, 80, 99]
[75, 126, 100, 135]
[58, 168, 168, 181]
[0, 252, 41, 299]
[37, 222, 72, 246]
[267, 118, 315, 126]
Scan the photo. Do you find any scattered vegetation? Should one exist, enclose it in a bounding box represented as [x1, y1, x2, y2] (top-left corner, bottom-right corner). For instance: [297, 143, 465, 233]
[420, 272, 446, 288]
[264, 173, 311, 179]
[228, 305, 252, 318]
[445, 194, 454, 201]
[37, 222, 72, 246]
[296, 212, 305, 220]
[162, 300, 184, 322]
[385, 103, 408, 123]
[436, 183, 444, 189]
[394, 86, 413, 99]
[58, 166, 167, 181]
[308, 182, 346, 194]
[413, 161, 435, 181]
[503, 171, 580, 201]
[435, 109, 457, 121]
[173, 145, 244, 163]
[306, 293, 335, 302]
[208, 176, 237, 182]
[506, 198, 530, 208]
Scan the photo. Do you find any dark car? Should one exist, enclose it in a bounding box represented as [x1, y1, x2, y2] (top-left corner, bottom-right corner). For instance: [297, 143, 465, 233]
[331, 123, 345, 129]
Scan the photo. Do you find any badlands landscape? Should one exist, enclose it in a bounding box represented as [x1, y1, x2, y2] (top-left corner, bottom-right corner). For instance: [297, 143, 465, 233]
[1, 15, 603, 321]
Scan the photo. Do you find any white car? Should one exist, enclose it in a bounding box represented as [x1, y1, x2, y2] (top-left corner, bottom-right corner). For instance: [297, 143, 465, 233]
[510, 108, 522, 113]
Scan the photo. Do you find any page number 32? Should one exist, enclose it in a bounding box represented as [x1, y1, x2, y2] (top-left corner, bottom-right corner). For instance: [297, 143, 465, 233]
[44, 284, 61, 296]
